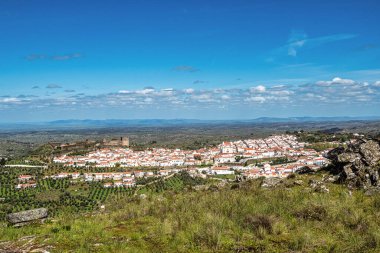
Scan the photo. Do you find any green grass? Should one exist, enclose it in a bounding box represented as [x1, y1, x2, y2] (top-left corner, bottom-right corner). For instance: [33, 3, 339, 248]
[2, 172, 380, 252]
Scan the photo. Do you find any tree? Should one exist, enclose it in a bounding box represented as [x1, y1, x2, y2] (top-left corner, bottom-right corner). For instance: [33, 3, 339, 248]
[0, 158, 6, 166]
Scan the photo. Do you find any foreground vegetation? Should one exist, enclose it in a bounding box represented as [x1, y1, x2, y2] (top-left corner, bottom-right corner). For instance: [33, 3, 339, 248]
[1, 172, 380, 252]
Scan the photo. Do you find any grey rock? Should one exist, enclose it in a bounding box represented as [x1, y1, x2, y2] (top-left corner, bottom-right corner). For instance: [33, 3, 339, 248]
[326, 175, 339, 183]
[365, 187, 380, 196]
[193, 185, 208, 191]
[139, 194, 147, 200]
[318, 184, 330, 193]
[359, 141, 380, 166]
[217, 180, 228, 188]
[327, 139, 380, 189]
[337, 152, 361, 164]
[7, 208, 48, 226]
[156, 196, 166, 202]
[261, 177, 282, 188]
[309, 180, 329, 193]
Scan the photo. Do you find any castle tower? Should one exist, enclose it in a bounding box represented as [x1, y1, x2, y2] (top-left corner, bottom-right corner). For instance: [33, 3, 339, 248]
[121, 136, 129, 147]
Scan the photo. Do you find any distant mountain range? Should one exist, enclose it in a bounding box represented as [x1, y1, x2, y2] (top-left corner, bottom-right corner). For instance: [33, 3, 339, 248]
[48, 117, 380, 125]
[0, 116, 379, 131]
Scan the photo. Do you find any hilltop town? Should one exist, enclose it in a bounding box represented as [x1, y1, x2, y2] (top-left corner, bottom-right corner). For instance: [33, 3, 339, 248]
[17, 134, 324, 189]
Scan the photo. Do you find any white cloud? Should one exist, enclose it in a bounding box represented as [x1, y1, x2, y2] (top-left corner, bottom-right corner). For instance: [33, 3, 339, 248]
[284, 31, 356, 57]
[250, 85, 266, 93]
[355, 96, 371, 102]
[304, 93, 326, 101]
[288, 40, 306, 56]
[268, 90, 293, 96]
[136, 88, 155, 95]
[331, 77, 355, 85]
[287, 30, 307, 57]
[0, 97, 20, 103]
[184, 88, 194, 94]
[192, 93, 212, 102]
[245, 96, 266, 103]
[144, 97, 153, 103]
[2, 77, 379, 112]
[316, 77, 355, 86]
[157, 88, 175, 97]
[119, 90, 133, 94]
[272, 85, 287, 89]
[367, 88, 375, 94]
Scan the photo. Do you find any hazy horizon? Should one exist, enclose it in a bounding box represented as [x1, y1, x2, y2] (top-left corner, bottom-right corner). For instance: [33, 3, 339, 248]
[1, 116, 380, 125]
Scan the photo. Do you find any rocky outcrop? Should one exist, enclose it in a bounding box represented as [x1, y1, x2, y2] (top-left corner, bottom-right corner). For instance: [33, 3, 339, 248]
[0, 235, 52, 253]
[309, 179, 329, 193]
[326, 139, 380, 189]
[261, 177, 283, 188]
[7, 208, 48, 227]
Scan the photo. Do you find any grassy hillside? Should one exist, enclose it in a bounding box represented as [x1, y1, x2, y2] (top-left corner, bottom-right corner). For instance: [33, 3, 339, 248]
[1, 172, 380, 252]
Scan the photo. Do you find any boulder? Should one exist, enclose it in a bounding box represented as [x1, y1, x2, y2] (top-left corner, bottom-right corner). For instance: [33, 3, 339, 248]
[139, 194, 147, 200]
[7, 208, 48, 226]
[337, 152, 361, 164]
[364, 187, 380, 196]
[359, 140, 380, 166]
[309, 180, 329, 193]
[296, 166, 315, 175]
[325, 175, 339, 183]
[193, 185, 208, 191]
[261, 177, 282, 188]
[217, 180, 228, 188]
[327, 139, 380, 189]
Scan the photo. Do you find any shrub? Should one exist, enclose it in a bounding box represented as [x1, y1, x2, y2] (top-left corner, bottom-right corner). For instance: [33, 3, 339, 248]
[294, 204, 327, 221]
[373, 195, 380, 210]
[51, 227, 60, 233]
[341, 209, 369, 233]
[62, 225, 71, 231]
[243, 214, 273, 234]
[208, 185, 219, 192]
[230, 184, 240, 190]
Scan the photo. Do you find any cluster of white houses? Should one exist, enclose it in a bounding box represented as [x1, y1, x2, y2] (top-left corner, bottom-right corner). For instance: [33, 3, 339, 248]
[240, 157, 327, 179]
[49, 172, 136, 187]
[16, 135, 331, 189]
[15, 157, 328, 189]
[54, 148, 205, 167]
[53, 135, 318, 168]
[16, 174, 37, 189]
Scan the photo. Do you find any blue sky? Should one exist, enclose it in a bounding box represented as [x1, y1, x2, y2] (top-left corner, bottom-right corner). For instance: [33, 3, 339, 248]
[1, 0, 380, 122]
